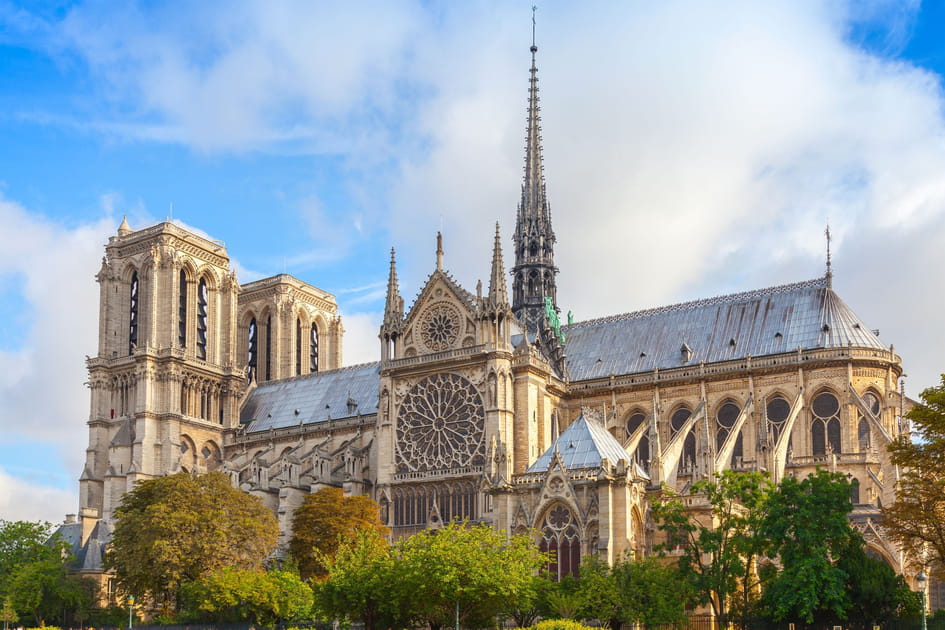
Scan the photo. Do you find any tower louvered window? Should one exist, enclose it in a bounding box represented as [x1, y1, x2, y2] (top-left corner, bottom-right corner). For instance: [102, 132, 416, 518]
[265, 315, 272, 381]
[310, 322, 319, 373]
[247, 318, 257, 381]
[178, 270, 187, 347]
[196, 278, 208, 360]
[296, 318, 302, 375]
[128, 271, 139, 354]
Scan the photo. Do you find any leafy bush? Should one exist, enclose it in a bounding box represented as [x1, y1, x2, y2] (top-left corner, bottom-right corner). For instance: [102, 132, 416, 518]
[528, 619, 597, 630]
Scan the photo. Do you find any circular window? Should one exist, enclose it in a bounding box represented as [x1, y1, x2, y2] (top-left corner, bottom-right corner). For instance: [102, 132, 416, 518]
[766, 396, 790, 423]
[419, 303, 462, 352]
[396, 373, 485, 473]
[717, 402, 740, 429]
[813, 392, 840, 419]
[671, 407, 692, 433]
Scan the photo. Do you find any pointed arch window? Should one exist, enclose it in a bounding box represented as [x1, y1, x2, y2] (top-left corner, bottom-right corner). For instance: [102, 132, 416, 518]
[265, 315, 272, 381]
[766, 395, 790, 444]
[247, 318, 258, 382]
[310, 322, 319, 373]
[626, 411, 649, 473]
[178, 270, 187, 347]
[128, 271, 139, 354]
[716, 401, 743, 467]
[811, 391, 841, 456]
[539, 504, 581, 581]
[296, 318, 302, 376]
[196, 278, 208, 360]
[850, 477, 861, 504]
[671, 407, 696, 474]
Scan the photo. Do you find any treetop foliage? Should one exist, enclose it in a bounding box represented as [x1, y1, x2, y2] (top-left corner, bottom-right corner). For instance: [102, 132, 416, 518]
[105, 471, 278, 606]
[884, 374, 945, 577]
[289, 486, 388, 581]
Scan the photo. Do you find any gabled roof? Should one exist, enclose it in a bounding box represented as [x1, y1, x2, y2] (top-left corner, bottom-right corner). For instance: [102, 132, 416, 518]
[564, 277, 886, 381]
[526, 413, 629, 473]
[241, 362, 380, 432]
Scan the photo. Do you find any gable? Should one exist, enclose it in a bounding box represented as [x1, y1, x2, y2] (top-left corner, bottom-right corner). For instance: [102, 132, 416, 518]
[401, 271, 479, 357]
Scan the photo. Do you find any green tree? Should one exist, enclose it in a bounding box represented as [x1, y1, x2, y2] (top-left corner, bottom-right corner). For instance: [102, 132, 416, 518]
[838, 539, 921, 630]
[0, 521, 58, 596]
[576, 556, 622, 630]
[619, 557, 691, 629]
[759, 469, 862, 625]
[316, 528, 399, 630]
[395, 522, 545, 630]
[884, 375, 945, 576]
[181, 567, 313, 625]
[1, 597, 18, 630]
[289, 487, 388, 581]
[105, 471, 279, 609]
[652, 470, 772, 623]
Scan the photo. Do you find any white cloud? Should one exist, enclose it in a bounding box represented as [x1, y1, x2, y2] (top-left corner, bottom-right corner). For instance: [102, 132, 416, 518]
[6, 0, 945, 400]
[0, 467, 77, 524]
[339, 310, 383, 366]
[0, 196, 112, 522]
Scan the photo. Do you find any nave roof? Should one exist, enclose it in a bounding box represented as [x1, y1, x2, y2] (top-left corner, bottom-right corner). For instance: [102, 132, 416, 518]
[563, 276, 887, 382]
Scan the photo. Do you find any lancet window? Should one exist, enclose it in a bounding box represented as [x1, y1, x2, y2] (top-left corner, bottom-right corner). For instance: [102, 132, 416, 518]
[178, 270, 187, 347]
[310, 322, 319, 373]
[196, 278, 208, 360]
[626, 411, 649, 473]
[766, 395, 790, 444]
[296, 318, 302, 376]
[128, 271, 139, 354]
[716, 401, 743, 467]
[671, 406, 696, 474]
[539, 504, 581, 580]
[247, 318, 258, 381]
[811, 391, 841, 456]
[265, 315, 272, 381]
[391, 481, 477, 527]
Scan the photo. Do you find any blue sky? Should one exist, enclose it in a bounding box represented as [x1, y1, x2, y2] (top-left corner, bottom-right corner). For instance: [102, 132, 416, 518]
[2, 0, 945, 523]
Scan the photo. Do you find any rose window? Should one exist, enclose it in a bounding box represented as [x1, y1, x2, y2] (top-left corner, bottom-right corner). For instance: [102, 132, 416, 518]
[396, 373, 485, 473]
[419, 303, 462, 352]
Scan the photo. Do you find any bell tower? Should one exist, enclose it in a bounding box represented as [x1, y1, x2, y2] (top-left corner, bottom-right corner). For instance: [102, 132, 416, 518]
[81, 219, 244, 524]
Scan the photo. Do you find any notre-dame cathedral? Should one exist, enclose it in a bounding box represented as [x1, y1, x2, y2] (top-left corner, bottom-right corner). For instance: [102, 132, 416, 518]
[67, 38, 910, 583]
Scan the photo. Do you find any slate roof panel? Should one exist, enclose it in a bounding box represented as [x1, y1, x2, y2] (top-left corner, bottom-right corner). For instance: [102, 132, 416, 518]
[241, 362, 381, 432]
[563, 277, 885, 381]
[526, 414, 630, 473]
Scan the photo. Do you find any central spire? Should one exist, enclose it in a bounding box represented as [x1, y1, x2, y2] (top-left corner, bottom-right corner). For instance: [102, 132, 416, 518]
[512, 9, 558, 337]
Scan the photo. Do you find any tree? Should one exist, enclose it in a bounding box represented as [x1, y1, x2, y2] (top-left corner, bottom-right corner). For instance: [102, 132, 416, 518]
[576, 556, 623, 630]
[289, 487, 388, 581]
[181, 567, 313, 626]
[316, 528, 399, 630]
[884, 375, 945, 577]
[105, 471, 279, 609]
[759, 469, 862, 625]
[0, 521, 58, 596]
[619, 557, 691, 629]
[395, 522, 545, 630]
[837, 539, 920, 630]
[652, 470, 772, 624]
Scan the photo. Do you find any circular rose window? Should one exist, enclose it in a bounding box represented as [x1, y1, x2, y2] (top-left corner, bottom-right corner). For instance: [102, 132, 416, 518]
[419, 303, 462, 352]
[396, 373, 485, 473]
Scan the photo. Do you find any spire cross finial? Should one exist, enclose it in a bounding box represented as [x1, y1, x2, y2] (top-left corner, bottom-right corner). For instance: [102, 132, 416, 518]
[825, 222, 833, 286]
[531, 6, 537, 51]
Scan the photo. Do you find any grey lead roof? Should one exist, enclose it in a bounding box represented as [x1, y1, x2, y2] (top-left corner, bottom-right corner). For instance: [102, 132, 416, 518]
[563, 276, 886, 382]
[526, 413, 631, 473]
[241, 362, 381, 432]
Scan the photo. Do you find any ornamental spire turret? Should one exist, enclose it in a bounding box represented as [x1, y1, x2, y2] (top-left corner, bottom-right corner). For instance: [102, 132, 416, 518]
[512, 9, 559, 336]
[380, 248, 403, 361]
[489, 222, 509, 306]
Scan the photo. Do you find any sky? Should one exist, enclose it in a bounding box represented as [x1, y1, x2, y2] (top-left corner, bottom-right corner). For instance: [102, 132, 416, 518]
[1, 0, 945, 524]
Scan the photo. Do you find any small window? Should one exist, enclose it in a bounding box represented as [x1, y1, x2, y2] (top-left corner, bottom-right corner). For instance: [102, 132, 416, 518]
[196, 278, 208, 360]
[178, 270, 187, 347]
[247, 318, 258, 381]
[129, 271, 139, 354]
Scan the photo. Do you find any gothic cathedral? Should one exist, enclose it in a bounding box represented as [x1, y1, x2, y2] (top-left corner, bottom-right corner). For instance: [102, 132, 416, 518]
[70, 38, 909, 581]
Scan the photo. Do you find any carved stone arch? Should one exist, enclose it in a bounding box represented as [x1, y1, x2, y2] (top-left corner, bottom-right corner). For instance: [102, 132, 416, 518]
[201, 440, 222, 472]
[178, 258, 199, 280]
[179, 434, 197, 472]
[535, 500, 584, 579]
[195, 266, 221, 290]
[630, 505, 646, 555]
[120, 262, 139, 283]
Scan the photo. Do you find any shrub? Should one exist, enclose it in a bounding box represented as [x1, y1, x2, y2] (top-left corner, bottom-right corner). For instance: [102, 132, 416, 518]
[529, 619, 597, 630]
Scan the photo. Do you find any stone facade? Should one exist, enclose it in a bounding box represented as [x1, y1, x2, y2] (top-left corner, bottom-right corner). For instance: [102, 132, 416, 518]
[72, 41, 911, 584]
